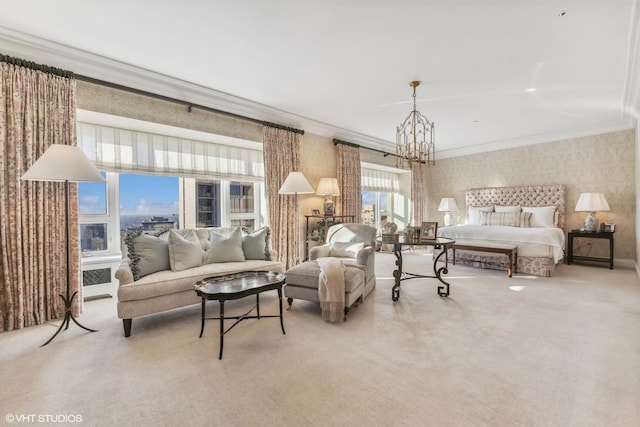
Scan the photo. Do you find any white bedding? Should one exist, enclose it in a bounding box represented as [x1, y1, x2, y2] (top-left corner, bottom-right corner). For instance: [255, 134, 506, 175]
[437, 225, 565, 263]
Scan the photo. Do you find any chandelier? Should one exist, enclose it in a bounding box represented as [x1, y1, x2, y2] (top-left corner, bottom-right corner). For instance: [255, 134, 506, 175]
[395, 81, 435, 169]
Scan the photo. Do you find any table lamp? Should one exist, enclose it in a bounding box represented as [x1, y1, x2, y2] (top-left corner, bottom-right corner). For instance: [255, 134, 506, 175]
[438, 197, 458, 226]
[574, 192, 609, 231]
[316, 177, 340, 216]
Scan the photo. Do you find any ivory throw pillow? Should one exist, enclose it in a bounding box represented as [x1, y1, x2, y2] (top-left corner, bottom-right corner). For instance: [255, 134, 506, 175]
[241, 226, 271, 260]
[522, 206, 556, 227]
[468, 206, 494, 225]
[124, 229, 171, 281]
[329, 241, 364, 258]
[206, 228, 246, 263]
[168, 229, 203, 271]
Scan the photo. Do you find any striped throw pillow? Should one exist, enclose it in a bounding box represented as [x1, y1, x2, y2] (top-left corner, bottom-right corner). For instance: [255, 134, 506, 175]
[479, 211, 531, 227]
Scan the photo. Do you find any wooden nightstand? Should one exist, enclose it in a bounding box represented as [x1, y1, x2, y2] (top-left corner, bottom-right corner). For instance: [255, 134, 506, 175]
[567, 230, 614, 269]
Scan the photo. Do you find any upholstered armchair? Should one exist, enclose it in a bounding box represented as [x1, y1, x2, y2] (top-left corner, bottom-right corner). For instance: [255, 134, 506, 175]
[284, 223, 377, 319]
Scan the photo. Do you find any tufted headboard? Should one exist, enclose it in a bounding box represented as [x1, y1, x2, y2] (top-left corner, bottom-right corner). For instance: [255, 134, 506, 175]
[465, 185, 566, 229]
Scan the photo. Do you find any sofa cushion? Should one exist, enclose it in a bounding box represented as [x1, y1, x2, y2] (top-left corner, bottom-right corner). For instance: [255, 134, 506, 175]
[241, 226, 271, 260]
[206, 227, 246, 263]
[285, 260, 364, 293]
[168, 229, 203, 271]
[117, 259, 284, 302]
[124, 229, 171, 281]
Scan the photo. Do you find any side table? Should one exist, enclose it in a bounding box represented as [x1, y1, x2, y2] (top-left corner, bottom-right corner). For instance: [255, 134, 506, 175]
[567, 230, 614, 269]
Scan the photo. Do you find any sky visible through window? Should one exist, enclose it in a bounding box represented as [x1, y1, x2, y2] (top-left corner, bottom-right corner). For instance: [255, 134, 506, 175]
[79, 173, 179, 216]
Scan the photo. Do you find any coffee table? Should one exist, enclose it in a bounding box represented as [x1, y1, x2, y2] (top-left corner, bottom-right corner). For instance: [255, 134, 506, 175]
[194, 271, 286, 359]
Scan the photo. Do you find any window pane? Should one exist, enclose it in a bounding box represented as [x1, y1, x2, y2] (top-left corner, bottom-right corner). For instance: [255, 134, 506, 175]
[361, 191, 376, 226]
[120, 174, 179, 233]
[231, 218, 255, 231]
[230, 182, 254, 213]
[79, 172, 107, 215]
[81, 223, 108, 252]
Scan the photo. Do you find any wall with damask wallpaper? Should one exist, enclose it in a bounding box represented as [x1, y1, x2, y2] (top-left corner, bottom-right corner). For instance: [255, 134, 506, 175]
[425, 129, 636, 262]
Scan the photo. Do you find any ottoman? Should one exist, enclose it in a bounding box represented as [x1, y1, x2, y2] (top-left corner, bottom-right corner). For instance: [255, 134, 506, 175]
[284, 260, 365, 319]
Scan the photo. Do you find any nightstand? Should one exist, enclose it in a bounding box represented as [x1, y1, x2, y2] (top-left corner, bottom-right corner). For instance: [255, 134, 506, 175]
[567, 230, 614, 269]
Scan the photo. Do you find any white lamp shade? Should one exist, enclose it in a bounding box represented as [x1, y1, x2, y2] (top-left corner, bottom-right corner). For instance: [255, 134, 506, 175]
[278, 171, 314, 194]
[575, 193, 610, 212]
[22, 144, 105, 182]
[438, 197, 458, 212]
[316, 177, 340, 196]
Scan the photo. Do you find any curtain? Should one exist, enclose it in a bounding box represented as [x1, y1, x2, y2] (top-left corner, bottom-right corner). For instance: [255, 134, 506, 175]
[0, 57, 79, 331]
[263, 125, 302, 270]
[336, 144, 361, 221]
[410, 162, 428, 226]
[77, 122, 264, 180]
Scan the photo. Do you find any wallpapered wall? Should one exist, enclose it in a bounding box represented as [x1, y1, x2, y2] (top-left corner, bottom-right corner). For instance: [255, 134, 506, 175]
[425, 129, 636, 261]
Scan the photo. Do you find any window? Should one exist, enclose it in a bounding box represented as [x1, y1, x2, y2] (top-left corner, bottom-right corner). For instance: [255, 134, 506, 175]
[79, 172, 111, 254]
[361, 164, 409, 231]
[120, 174, 179, 233]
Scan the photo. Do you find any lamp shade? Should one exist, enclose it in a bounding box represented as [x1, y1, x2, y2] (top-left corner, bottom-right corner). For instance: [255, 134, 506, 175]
[22, 144, 105, 182]
[278, 171, 314, 194]
[438, 197, 458, 212]
[575, 193, 610, 212]
[316, 177, 340, 196]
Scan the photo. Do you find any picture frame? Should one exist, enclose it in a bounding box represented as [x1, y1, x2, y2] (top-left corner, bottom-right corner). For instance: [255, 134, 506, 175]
[311, 209, 321, 216]
[420, 221, 438, 241]
[601, 222, 616, 233]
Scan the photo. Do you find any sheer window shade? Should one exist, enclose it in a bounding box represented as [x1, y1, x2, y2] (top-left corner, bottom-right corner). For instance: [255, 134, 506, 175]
[77, 122, 264, 180]
[361, 168, 400, 192]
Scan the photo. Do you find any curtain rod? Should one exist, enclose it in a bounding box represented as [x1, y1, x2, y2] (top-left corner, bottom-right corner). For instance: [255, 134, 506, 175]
[333, 138, 391, 157]
[263, 121, 304, 135]
[75, 74, 303, 133]
[1, 54, 74, 79]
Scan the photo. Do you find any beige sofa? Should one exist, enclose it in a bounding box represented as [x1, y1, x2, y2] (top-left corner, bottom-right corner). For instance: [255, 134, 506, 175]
[115, 226, 282, 337]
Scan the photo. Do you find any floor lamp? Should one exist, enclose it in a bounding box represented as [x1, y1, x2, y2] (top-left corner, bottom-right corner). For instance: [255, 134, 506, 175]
[22, 144, 105, 346]
[278, 171, 314, 264]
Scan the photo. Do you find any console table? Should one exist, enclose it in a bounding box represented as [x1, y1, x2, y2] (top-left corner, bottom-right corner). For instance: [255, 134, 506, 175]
[567, 230, 614, 269]
[377, 236, 455, 301]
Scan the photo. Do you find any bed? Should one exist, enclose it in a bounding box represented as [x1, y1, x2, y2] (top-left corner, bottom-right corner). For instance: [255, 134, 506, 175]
[437, 185, 566, 277]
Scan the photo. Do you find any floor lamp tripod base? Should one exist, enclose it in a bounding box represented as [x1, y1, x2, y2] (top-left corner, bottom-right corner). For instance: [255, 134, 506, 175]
[41, 290, 98, 347]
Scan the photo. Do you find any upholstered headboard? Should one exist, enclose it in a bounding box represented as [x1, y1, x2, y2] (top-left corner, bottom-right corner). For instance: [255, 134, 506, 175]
[465, 185, 566, 229]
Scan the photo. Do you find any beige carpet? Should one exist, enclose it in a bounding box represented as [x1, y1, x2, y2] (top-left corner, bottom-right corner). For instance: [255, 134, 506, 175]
[1, 251, 639, 427]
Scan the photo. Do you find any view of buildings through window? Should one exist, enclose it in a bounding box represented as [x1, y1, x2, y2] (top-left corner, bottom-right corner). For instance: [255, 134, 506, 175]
[79, 173, 261, 255]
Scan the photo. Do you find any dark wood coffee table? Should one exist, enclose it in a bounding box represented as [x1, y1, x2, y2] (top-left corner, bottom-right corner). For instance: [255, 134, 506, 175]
[194, 271, 286, 359]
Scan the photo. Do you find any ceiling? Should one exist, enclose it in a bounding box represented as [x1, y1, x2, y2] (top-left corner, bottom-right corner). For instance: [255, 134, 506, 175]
[0, 0, 638, 158]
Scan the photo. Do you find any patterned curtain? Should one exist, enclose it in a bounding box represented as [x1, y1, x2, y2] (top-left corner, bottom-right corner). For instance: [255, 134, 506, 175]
[336, 144, 361, 221]
[0, 57, 79, 331]
[263, 125, 302, 270]
[410, 162, 428, 226]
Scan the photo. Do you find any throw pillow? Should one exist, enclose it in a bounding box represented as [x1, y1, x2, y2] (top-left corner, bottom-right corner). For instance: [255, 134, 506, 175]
[168, 229, 203, 271]
[522, 206, 557, 227]
[241, 226, 271, 260]
[206, 227, 246, 263]
[329, 241, 365, 258]
[124, 229, 171, 281]
[479, 211, 526, 227]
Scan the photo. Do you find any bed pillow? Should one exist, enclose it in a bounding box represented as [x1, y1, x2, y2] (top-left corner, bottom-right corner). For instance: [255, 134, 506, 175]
[522, 206, 556, 227]
[241, 226, 271, 260]
[468, 206, 494, 225]
[206, 228, 246, 263]
[495, 205, 521, 213]
[168, 229, 203, 271]
[124, 229, 171, 281]
[329, 242, 365, 258]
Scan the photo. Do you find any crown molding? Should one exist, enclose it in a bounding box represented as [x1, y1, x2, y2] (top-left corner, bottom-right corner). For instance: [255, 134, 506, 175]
[0, 26, 393, 153]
